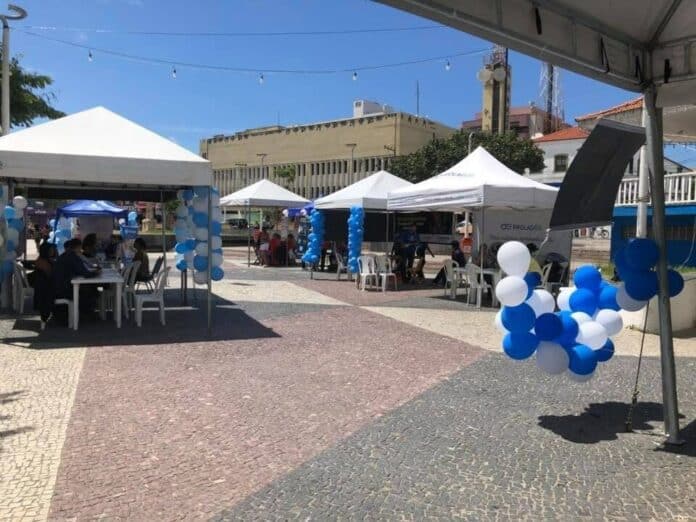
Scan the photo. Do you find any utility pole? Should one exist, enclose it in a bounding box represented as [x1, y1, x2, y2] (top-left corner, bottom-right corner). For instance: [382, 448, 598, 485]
[0, 4, 27, 135]
[256, 153, 267, 179]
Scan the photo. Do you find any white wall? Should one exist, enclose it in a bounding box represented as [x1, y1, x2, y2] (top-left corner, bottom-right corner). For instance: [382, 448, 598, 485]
[621, 274, 696, 333]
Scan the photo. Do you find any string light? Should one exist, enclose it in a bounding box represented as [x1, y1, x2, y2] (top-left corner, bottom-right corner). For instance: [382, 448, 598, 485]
[88, 50, 93, 62]
[171, 66, 177, 79]
[445, 60, 451, 71]
[259, 73, 264, 85]
[17, 30, 491, 77]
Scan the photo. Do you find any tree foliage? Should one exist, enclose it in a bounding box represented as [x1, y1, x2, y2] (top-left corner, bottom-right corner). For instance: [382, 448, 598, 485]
[390, 131, 545, 183]
[274, 165, 297, 187]
[0, 56, 65, 128]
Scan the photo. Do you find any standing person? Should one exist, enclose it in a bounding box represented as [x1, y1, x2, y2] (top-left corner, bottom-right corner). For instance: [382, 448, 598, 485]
[133, 237, 150, 281]
[399, 224, 420, 270]
[52, 238, 101, 322]
[32, 242, 58, 329]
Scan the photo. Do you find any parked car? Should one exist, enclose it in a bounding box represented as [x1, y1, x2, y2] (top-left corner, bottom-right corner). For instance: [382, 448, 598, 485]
[227, 218, 248, 229]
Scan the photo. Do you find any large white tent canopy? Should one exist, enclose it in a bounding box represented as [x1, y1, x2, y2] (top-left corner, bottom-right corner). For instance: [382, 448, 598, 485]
[314, 170, 412, 210]
[387, 146, 557, 211]
[220, 179, 308, 208]
[0, 106, 211, 187]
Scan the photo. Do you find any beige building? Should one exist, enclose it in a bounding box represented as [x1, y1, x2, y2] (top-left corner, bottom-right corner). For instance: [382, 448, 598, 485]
[200, 100, 455, 199]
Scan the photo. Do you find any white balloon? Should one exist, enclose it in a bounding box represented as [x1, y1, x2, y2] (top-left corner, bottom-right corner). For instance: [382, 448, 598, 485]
[570, 311, 592, 325]
[194, 227, 209, 241]
[527, 289, 555, 316]
[212, 208, 223, 222]
[616, 283, 647, 312]
[193, 271, 207, 284]
[13, 209, 23, 220]
[58, 217, 70, 228]
[495, 275, 528, 307]
[557, 288, 575, 312]
[184, 250, 194, 263]
[192, 198, 208, 212]
[211, 194, 220, 207]
[5, 228, 19, 243]
[567, 370, 594, 383]
[536, 342, 570, 375]
[494, 310, 509, 334]
[281, 209, 289, 217]
[175, 205, 188, 218]
[210, 236, 222, 250]
[300, 209, 308, 217]
[595, 309, 623, 337]
[12, 195, 27, 210]
[195, 242, 209, 255]
[175, 232, 187, 243]
[577, 321, 608, 350]
[496, 241, 531, 276]
[186, 215, 195, 229]
[212, 253, 224, 267]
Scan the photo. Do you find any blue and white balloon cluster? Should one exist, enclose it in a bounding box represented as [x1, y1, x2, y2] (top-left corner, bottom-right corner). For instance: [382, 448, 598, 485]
[50, 216, 73, 255]
[301, 209, 325, 265]
[188, 186, 224, 284]
[2, 195, 27, 275]
[174, 189, 195, 273]
[494, 238, 685, 383]
[346, 205, 364, 273]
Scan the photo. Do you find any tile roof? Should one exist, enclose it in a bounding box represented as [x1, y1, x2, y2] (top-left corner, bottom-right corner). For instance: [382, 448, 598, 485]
[575, 96, 643, 121]
[533, 126, 589, 143]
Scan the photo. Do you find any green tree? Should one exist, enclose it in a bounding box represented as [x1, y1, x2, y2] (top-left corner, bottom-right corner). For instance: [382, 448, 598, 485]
[390, 131, 545, 183]
[0, 55, 65, 128]
[274, 165, 297, 187]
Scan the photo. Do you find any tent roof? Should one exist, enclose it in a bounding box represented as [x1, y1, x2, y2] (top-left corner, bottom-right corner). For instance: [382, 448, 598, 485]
[314, 170, 413, 210]
[220, 179, 309, 208]
[376, 0, 696, 106]
[387, 146, 557, 211]
[0, 106, 211, 187]
[58, 200, 128, 218]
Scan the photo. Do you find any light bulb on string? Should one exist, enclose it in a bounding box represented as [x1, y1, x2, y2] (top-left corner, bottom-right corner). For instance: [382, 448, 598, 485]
[88, 50, 93, 62]
[445, 60, 451, 71]
[171, 66, 177, 79]
[352, 71, 358, 81]
[259, 73, 264, 85]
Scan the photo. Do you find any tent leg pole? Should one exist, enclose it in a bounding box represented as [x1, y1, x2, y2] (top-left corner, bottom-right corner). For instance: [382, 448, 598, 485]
[161, 191, 167, 287]
[247, 205, 251, 267]
[207, 186, 213, 335]
[645, 85, 681, 444]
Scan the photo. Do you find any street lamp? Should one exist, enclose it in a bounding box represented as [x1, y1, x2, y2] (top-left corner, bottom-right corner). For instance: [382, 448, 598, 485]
[256, 153, 267, 179]
[0, 4, 27, 135]
[345, 143, 357, 183]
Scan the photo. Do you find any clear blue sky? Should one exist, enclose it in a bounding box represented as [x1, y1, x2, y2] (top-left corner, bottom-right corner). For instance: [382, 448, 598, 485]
[11, 0, 696, 164]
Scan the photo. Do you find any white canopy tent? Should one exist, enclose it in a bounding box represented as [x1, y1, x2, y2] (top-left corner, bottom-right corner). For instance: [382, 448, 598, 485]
[220, 179, 308, 208]
[387, 147, 557, 212]
[377, 0, 690, 443]
[315, 170, 412, 210]
[220, 179, 308, 266]
[0, 106, 217, 330]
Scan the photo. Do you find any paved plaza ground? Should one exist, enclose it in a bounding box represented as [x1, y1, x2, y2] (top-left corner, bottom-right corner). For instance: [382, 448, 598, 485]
[1, 247, 696, 520]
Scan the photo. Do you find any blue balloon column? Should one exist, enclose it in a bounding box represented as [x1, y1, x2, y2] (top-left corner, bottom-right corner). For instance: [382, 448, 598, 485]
[494, 237, 685, 383]
[182, 186, 225, 285]
[301, 210, 325, 266]
[174, 189, 195, 273]
[346, 206, 364, 273]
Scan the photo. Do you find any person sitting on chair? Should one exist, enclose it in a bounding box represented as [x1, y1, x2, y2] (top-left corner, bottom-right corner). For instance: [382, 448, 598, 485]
[434, 241, 467, 286]
[82, 233, 98, 259]
[133, 237, 150, 282]
[411, 242, 435, 281]
[32, 242, 58, 328]
[52, 238, 101, 322]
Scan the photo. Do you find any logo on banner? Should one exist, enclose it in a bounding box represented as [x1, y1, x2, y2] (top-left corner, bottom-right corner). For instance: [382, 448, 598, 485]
[500, 223, 542, 232]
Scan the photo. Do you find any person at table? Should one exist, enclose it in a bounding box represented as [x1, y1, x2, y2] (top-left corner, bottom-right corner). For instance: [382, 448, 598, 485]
[133, 237, 151, 282]
[268, 233, 282, 266]
[104, 234, 121, 260]
[412, 242, 435, 281]
[433, 241, 467, 286]
[399, 224, 420, 270]
[286, 233, 297, 264]
[52, 238, 101, 320]
[32, 242, 58, 328]
[82, 233, 98, 259]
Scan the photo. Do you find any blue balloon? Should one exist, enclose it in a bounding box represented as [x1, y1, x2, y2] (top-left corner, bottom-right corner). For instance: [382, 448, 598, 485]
[556, 311, 579, 346]
[574, 265, 602, 291]
[193, 255, 208, 271]
[194, 186, 209, 198]
[175, 242, 189, 254]
[501, 303, 536, 334]
[598, 284, 620, 311]
[568, 344, 598, 375]
[624, 270, 658, 301]
[523, 272, 542, 298]
[176, 259, 188, 271]
[3, 206, 15, 220]
[667, 269, 684, 297]
[535, 313, 563, 341]
[192, 212, 208, 228]
[211, 221, 222, 235]
[185, 239, 196, 250]
[211, 266, 224, 281]
[5, 240, 15, 252]
[596, 339, 615, 362]
[128, 211, 138, 224]
[626, 238, 659, 271]
[503, 332, 539, 360]
[1, 259, 13, 275]
[614, 247, 630, 276]
[569, 288, 598, 315]
[9, 218, 23, 231]
[49, 219, 56, 229]
[182, 189, 194, 201]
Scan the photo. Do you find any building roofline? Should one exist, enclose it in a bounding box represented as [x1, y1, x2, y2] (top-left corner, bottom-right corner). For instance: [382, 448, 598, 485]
[575, 96, 643, 122]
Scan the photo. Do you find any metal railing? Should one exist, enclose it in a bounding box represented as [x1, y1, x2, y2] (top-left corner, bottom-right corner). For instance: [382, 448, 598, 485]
[615, 172, 696, 206]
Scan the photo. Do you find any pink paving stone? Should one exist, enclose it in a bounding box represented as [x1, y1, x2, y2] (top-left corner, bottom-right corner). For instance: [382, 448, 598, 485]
[293, 277, 444, 306]
[48, 306, 486, 520]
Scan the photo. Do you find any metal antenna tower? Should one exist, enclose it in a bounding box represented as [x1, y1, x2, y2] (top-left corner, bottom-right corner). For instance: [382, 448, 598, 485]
[538, 62, 564, 133]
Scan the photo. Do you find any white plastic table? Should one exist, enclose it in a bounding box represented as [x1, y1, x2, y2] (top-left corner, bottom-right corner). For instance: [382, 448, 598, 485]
[71, 268, 124, 331]
[455, 267, 502, 307]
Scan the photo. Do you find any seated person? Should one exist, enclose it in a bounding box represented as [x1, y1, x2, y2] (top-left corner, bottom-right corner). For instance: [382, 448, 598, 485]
[52, 238, 101, 320]
[434, 241, 467, 286]
[268, 233, 282, 265]
[286, 233, 297, 263]
[256, 228, 270, 265]
[411, 242, 435, 281]
[133, 237, 150, 281]
[104, 234, 121, 260]
[32, 242, 58, 327]
[81, 233, 98, 259]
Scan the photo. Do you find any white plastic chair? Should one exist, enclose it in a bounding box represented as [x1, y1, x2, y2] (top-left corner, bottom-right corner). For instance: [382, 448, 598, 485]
[13, 263, 34, 314]
[334, 251, 351, 281]
[540, 263, 553, 291]
[135, 267, 170, 327]
[465, 263, 492, 308]
[122, 261, 141, 320]
[375, 255, 397, 292]
[53, 298, 74, 329]
[357, 255, 378, 291]
[442, 259, 462, 299]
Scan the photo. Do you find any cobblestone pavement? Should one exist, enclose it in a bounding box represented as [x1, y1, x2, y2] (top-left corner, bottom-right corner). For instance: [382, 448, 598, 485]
[0, 256, 695, 520]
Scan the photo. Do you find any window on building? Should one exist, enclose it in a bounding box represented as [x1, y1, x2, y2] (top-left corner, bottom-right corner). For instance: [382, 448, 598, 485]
[553, 154, 569, 172]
